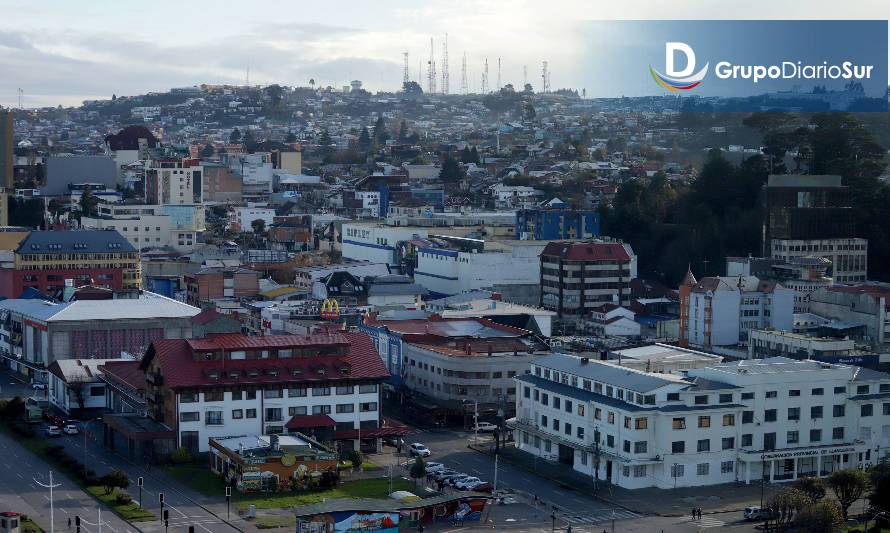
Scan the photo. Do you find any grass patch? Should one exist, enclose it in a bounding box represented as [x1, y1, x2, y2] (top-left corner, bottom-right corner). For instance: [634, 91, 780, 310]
[21, 517, 44, 533]
[337, 461, 382, 471]
[85, 487, 155, 522]
[235, 477, 415, 510]
[256, 515, 296, 529]
[164, 464, 226, 497]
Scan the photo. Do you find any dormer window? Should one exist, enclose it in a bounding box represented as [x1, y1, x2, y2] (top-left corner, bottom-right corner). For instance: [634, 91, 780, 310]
[248, 369, 259, 378]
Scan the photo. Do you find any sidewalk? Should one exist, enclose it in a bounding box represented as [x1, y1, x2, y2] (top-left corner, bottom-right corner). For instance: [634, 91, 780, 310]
[471, 443, 777, 517]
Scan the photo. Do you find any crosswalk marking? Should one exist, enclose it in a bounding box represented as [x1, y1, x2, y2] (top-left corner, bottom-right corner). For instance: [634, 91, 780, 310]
[563, 509, 640, 525]
[684, 516, 726, 529]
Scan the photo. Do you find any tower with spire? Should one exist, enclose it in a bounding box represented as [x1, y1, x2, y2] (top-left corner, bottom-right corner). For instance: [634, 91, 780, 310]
[678, 266, 697, 348]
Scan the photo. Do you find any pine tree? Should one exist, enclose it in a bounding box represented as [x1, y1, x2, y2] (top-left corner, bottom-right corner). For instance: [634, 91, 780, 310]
[358, 128, 372, 152]
[229, 128, 241, 143]
[398, 120, 408, 142]
[439, 156, 464, 183]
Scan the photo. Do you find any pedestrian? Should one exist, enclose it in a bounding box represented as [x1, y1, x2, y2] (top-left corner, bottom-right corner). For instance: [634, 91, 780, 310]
[534, 494, 538, 505]
[67, 517, 71, 529]
[692, 508, 696, 520]
[697, 508, 703, 520]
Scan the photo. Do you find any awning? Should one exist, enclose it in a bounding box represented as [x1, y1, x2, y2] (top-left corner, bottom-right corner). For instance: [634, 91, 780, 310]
[285, 414, 336, 430]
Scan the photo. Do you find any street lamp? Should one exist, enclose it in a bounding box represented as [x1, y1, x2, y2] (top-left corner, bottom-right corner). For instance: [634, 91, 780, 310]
[551, 505, 559, 532]
[34, 470, 61, 533]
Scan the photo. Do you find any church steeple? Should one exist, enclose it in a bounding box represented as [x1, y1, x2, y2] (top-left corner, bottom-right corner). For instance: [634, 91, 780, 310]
[681, 265, 697, 287]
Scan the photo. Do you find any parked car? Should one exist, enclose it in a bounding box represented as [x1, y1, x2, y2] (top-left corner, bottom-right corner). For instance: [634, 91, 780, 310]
[470, 481, 494, 493]
[433, 469, 459, 481]
[63, 424, 79, 435]
[45, 425, 62, 437]
[473, 422, 498, 433]
[447, 474, 472, 487]
[744, 506, 773, 521]
[424, 462, 445, 473]
[455, 476, 482, 490]
[409, 443, 431, 457]
[439, 472, 466, 485]
[30, 382, 47, 390]
[383, 436, 405, 448]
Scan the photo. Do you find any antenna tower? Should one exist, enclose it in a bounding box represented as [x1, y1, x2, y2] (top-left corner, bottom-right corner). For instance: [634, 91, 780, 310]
[541, 61, 550, 93]
[402, 52, 410, 87]
[482, 58, 489, 94]
[427, 37, 437, 95]
[523, 65, 528, 87]
[460, 53, 468, 95]
[496, 58, 501, 91]
[441, 34, 449, 95]
[17, 88, 23, 109]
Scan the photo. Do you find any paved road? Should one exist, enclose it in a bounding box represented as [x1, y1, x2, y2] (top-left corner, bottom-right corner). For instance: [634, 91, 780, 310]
[0, 427, 136, 533]
[0, 366, 38, 400]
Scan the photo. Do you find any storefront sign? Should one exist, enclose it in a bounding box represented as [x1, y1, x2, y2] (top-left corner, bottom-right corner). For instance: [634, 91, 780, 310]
[759, 446, 856, 461]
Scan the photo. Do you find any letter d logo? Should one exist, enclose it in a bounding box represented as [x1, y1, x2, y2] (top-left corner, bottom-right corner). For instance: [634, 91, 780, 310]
[650, 42, 709, 92]
[666, 42, 696, 77]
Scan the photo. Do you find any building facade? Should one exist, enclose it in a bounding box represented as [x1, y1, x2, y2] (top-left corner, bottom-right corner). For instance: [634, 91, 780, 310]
[82, 203, 205, 252]
[512, 354, 890, 490]
[516, 205, 600, 241]
[145, 159, 203, 205]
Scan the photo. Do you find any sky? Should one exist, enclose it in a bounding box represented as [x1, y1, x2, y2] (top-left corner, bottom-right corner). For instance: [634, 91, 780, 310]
[1, 0, 889, 108]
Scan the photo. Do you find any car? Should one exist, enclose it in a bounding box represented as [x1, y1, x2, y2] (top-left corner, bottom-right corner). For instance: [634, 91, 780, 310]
[424, 462, 445, 473]
[433, 469, 459, 481]
[409, 443, 431, 457]
[455, 476, 482, 490]
[473, 422, 498, 433]
[438, 472, 465, 484]
[30, 382, 46, 390]
[469, 481, 494, 493]
[744, 506, 773, 521]
[45, 425, 62, 437]
[446, 473, 471, 486]
[384, 436, 405, 448]
[63, 424, 79, 435]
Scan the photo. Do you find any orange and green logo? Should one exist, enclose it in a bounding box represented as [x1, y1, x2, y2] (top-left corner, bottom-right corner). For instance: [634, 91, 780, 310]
[650, 42, 708, 92]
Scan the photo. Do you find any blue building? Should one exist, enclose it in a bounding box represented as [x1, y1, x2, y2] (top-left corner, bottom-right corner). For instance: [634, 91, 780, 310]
[515, 202, 600, 240]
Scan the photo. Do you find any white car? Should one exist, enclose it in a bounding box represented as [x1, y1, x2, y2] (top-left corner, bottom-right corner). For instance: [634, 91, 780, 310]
[455, 476, 482, 490]
[409, 443, 431, 457]
[447, 473, 471, 486]
[424, 462, 445, 473]
[30, 382, 47, 390]
[744, 506, 772, 521]
[45, 425, 62, 437]
[473, 422, 498, 433]
[63, 424, 79, 435]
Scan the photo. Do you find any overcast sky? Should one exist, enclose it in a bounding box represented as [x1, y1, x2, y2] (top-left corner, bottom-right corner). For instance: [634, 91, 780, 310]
[1, 0, 888, 108]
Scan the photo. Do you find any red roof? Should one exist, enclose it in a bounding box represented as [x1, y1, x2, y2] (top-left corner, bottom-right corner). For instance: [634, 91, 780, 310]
[145, 332, 389, 389]
[285, 414, 336, 429]
[541, 241, 633, 262]
[100, 360, 147, 391]
[191, 309, 224, 325]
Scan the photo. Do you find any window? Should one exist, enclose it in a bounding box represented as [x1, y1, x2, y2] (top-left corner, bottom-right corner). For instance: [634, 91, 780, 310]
[722, 414, 735, 427]
[577, 405, 585, 417]
[721, 461, 734, 474]
[524, 387, 531, 399]
[694, 395, 708, 405]
[719, 393, 733, 404]
[810, 429, 822, 443]
[336, 404, 354, 413]
[205, 411, 223, 425]
[742, 434, 753, 447]
[564, 423, 572, 436]
[313, 386, 331, 396]
[231, 391, 243, 401]
[606, 435, 614, 448]
[360, 402, 377, 412]
[577, 427, 584, 439]
[787, 430, 799, 444]
[741, 392, 754, 400]
[862, 404, 874, 417]
[336, 385, 354, 395]
[698, 416, 710, 428]
[180, 411, 199, 422]
[263, 388, 282, 399]
[672, 417, 686, 430]
[623, 440, 631, 453]
[764, 409, 777, 422]
[288, 406, 307, 416]
[671, 464, 684, 478]
[672, 441, 685, 453]
[608, 412, 615, 424]
[885, 404, 890, 416]
[232, 409, 243, 419]
[763, 433, 776, 451]
[833, 427, 844, 440]
[834, 386, 846, 394]
[541, 415, 548, 427]
[203, 391, 223, 402]
[722, 437, 735, 450]
[246, 409, 257, 419]
[697, 439, 710, 452]
[544, 440, 551, 452]
[811, 406, 823, 419]
[766, 391, 777, 399]
[553, 419, 560, 431]
[742, 411, 754, 424]
[634, 441, 648, 454]
[288, 387, 307, 398]
[553, 397, 561, 409]
[789, 389, 800, 397]
[697, 463, 709, 476]
[359, 383, 378, 393]
[635, 418, 648, 430]
[246, 391, 256, 400]
[265, 407, 283, 422]
[541, 394, 549, 406]
[667, 392, 680, 401]
[857, 385, 870, 395]
[812, 388, 824, 396]
[312, 405, 332, 415]
[633, 465, 647, 478]
[834, 405, 846, 417]
[788, 407, 800, 421]
[623, 417, 631, 429]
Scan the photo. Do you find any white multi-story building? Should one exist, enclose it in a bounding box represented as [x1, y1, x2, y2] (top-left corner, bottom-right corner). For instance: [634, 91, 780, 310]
[748, 330, 857, 361]
[231, 153, 274, 198]
[512, 353, 890, 490]
[341, 223, 425, 267]
[82, 203, 205, 252]
[771, 238, 867, 284]
[146, 161, 204, 205]
[235, 205, 276, 232]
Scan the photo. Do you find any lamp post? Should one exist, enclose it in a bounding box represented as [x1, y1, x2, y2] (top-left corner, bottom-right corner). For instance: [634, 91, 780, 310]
[34, 470, 61, 533]
[551, 505, 558, 532]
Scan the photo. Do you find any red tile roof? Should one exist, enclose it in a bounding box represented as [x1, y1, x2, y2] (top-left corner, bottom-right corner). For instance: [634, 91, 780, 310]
[285, 414, 336, 429]
[146, 332, 388, 389]
[541, 241, 632, 262]
[191, 309, 223, 325]
[100, 360, 147, 392]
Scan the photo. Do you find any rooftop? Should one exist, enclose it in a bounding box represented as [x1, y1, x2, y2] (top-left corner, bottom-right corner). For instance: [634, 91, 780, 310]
[540, 241, 633, 262]
[534, 353, 677, 393]
[17, 229, 135, 255]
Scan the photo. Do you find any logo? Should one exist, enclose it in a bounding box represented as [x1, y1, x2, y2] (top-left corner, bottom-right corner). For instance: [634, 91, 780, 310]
[650, 42, 709, 92]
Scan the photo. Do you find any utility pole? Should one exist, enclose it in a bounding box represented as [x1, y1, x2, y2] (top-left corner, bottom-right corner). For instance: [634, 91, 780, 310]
[493, 452, 499, 493]
[523, 65, 528, 88]
[593, 426, 601, 492]
[34, 470, 61, 533]
[541, 61, 550, 94]
[473, 399, 479, 445]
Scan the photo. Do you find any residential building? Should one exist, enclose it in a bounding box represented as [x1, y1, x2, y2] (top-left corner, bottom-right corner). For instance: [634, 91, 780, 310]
[678, 274, 795, 349]
[273, 147, 302, 175]
[47, 358, 121, 416]
[359, 314, 550, 421]
[312, 272, 367, 307]
[586, 304, 641, 337]
[808, 284, 890, 348]
[190, 308, 242, 338]
[727, 256, 834, 313]
[490, 184, 541, 207]
[231, 153, 274, 199]
[268, 215, 312, 252]
[136, 332, 392, 454]
[540, 240, 637, 317]
[202, 163, 242, 203]
[516, 202, 600, 241]
[0, 109, 12, 226]
[236, 206, 276, 232]
[0, 293, 199, 381]
[0, 230, 141, 299]
[365, 275, 427, 310]
[184, 267, 260, 307]
[512, 354, 890, 489]
[82, 203, 205, 252]
[145, 159, 203, 205]
[772, 238, 867, 284]
[748, 330, 857, 362]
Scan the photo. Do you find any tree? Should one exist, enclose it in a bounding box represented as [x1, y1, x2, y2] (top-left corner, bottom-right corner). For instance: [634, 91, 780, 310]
[348, 450, 364, 470]
[200, 144, 215, 157]
[318, 129, 334, 160]
[251, 218, 266, 235]
[372, 116, 389, 147]
[79, 186, 99, 218]
[792, 476, 826, 503]
[242, 130, 257, 152]
[101, 469, 130, 495]
[793, 500, 844, 533]
[870, 463, 890, 515]
[357, 128, 372, 153]
[285, 131, 298, 144]
[766, 486, 809, 529]
[229, 128, 241, 143]
[402, 81, 423, 95]
[409, 456, 426, 491]
[439, 156, 464, 183]
[265, 84, 284, 108]
[827, 468, 869, 518]
[522, 83, 534, 94]
[0, 396, 25, 420]
[398, 120, 408, 142]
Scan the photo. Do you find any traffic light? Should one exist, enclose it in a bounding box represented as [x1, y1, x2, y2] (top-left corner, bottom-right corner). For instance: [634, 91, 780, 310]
[159, 492, 165, 503]
[163, 509, 169, 521]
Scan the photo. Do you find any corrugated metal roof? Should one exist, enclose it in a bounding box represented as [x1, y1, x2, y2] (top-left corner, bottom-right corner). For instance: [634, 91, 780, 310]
[17, 229, 135, 255]
[535, 354, 674, 393]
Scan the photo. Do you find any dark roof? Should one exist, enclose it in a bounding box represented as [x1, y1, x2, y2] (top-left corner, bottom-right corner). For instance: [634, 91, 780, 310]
[104, 125, 159, 151]
[42, 156, 117, 196]
[100, 360, 147, 392]
[143, 332, 389, 389]
[683, 376, 740, 391]
[191, 309, 224, 325]
[285, 414, 336, 429]
[540, 241, 632, 262]
[17, 230, 135, 255]
[516, 374, 647, 412]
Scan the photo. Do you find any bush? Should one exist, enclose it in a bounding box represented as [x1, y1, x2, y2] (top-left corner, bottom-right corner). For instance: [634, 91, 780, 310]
[170, 447, 192, 464]
[114, 492, 133, 505]
[349, 450, 364, 469]
[100, 469, 130, 495]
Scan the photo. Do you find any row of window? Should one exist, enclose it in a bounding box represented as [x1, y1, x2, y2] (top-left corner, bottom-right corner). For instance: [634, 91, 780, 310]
[180, 402, 379, 424]
[180, 385, 377, 403]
